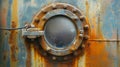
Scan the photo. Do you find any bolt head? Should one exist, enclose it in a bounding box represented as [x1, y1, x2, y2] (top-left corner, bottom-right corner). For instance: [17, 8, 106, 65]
[41, 9, 47, 14]
[63, 5, 68, 9]
[84, 25, 89, 30]
[72, 9, 77, 13]
[80, 16, 85, 21]
[52, 56, 56, 60]
[46, 47, 51, 51]
[80, 30, 84, 34]
[42, 17, 47, 21]
[84, 35, 89, 40]
[34, 18, 40, 23]
[73, 51, 78, 56]
[79, 34, 83, 38]
[73, 18, 78, 21]
[82, 44, 85, 48]
[52, 4, 57, 10]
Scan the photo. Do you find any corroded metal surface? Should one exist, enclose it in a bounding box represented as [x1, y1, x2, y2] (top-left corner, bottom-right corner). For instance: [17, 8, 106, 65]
[0, 0, 120, 67]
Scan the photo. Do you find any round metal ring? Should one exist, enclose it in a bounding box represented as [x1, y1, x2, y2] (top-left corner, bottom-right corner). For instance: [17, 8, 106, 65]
[32, 3, 90, 56]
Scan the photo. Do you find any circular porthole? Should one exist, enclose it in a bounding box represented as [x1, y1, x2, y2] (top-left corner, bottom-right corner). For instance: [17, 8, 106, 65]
[44, 15, 77, 49]
[32, 3, 90, 58]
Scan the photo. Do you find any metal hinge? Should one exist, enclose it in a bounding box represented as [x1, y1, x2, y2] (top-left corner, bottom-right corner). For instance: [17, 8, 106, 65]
[22, 24, 44, 39]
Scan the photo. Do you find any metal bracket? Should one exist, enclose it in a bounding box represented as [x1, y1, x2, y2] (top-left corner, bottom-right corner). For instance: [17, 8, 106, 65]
[22, 28, 44, 39]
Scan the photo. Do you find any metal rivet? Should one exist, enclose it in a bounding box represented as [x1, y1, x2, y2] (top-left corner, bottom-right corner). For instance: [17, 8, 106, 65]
[34, 18, 40, 23]
[80, 30, 84, 34]
[41, 9, 47, 14]
[70, 48, 75, 52]
[42, 17, 47, 21]
[46, 47, 51, 51]
[73, 51, 78, 56]
[52, 4, 57, 10]
[72, 9, 77, 13]
[63, 5, 68, 9]
[73, 18, 78, 21]
[84, 25, 89, 30]
[80, 16, 85, 21]
[84, 35, 89, 40]
[79, 34, 83, 38]
[52, 56, 56, 60]
[82, 44, 85, 48]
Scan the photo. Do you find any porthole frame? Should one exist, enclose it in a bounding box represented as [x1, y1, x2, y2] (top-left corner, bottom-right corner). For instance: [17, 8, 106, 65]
[32, 3, 90, 56]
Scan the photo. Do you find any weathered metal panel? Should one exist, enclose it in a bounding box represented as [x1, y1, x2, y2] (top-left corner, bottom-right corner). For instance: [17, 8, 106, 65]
[0, 0, 120, 67]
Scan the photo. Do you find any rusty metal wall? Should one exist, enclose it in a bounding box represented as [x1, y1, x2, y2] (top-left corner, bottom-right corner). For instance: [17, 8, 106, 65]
[0, 0, 120, 67]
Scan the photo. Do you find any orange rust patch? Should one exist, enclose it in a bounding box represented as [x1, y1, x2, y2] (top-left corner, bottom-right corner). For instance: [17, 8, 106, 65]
[32, 44, 45, 67]
[24, 38, 46, 67]
[85, 0, 111, 67]
[8, 0, 19, 67]
[9, 21, 18, 62]
[24, 37, 84, 67]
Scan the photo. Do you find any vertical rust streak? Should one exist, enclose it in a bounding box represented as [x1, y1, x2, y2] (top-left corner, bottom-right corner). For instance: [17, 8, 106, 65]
[9, 22, 18, 66]
[85, 0, 111, 67]
[97, 15, 100, 38]
[35, 46, 45, 67]
[85, 0, 90, 26]
[9, 0, 18, 67]
[85, 0, 89, 19]
[25, 39, 46, 67]
[25, 42, 31, 67]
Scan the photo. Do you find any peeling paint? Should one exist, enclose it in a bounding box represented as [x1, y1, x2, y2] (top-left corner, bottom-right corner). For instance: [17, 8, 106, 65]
[0, 0, 120, 67]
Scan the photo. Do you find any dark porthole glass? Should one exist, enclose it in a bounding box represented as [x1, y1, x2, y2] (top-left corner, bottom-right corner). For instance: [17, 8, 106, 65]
[44, 15, 77, 49]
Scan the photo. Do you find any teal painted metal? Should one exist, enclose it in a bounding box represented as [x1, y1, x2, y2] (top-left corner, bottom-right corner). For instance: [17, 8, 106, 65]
[0, 0, 120, 67]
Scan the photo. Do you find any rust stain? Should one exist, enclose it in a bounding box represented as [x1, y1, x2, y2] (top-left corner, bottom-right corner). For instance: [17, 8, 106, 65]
[85, 0, 111, 67]
[8, 0, 19, 67]
[32, 44, 45, 67]
[44, 59, 77, 67]
[1, 0, 9, 27]
[24, 38, 46, 67]
[9, 21, 19, 66]
[24, 39, 32, 67]
[24, 38, 83, 67]
[9, 21, 18, 66]
[1, 8, 7, 26]
[43, 48, 85, 67]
